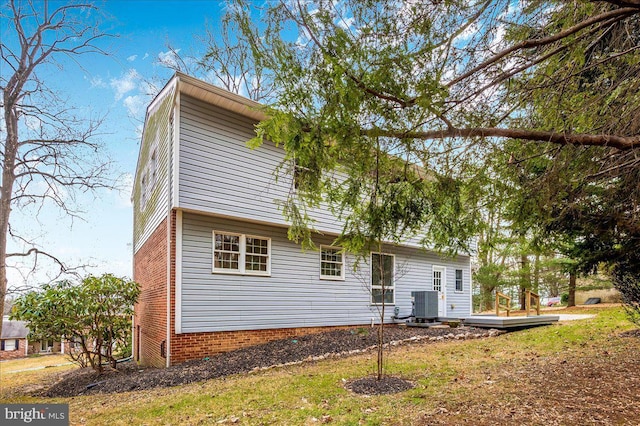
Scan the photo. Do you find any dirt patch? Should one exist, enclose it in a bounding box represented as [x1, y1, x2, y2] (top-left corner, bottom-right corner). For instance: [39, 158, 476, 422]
[43, 326, 490, 397]
[620, 329, 640, 338]
[346, 376, 415, 395]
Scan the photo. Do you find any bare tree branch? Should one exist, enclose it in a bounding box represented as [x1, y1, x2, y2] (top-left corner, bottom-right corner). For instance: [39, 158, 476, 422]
[448, 7, 638, 87]
[0, 0, 115, 339]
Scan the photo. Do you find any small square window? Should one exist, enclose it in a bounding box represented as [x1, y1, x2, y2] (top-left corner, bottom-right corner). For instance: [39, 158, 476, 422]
[320, 246, 344, 280]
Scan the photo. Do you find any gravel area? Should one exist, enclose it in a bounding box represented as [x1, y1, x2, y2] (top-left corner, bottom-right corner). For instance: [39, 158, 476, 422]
[44, 325, 494, 397]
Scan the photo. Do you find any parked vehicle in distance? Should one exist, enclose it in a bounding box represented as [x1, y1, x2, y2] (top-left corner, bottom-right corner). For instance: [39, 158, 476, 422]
[547, 297, 561, 307]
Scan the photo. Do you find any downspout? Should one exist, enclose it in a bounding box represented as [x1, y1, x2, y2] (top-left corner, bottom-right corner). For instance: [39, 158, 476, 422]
[165, 184, 172, 368]
[166, 79, 181, 368]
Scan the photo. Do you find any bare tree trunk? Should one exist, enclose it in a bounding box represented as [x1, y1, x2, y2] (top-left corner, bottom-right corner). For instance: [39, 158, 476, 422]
[568, 271, 577, 307]
[0, 76, 20, 337]
[377, 240, 384, 381]
[519, 254, 530, 310]
[533, 253, 540, 295]
[482, 284, 496, 312]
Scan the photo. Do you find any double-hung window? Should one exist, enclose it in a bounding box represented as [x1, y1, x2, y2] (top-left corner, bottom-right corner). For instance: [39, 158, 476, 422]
[320, 246, 345, 280]
[371, 253, 395, 304]
[213, 231, 270, 276]
[455, 269, 463, 292]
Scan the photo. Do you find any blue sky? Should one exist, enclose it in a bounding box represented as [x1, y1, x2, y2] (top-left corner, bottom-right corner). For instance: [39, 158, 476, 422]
[3, 1, 228, 289]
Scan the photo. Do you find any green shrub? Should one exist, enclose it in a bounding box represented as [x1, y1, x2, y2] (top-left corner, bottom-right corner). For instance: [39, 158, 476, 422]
[613, 271, 640, 327]
[11, 274, 139, 373]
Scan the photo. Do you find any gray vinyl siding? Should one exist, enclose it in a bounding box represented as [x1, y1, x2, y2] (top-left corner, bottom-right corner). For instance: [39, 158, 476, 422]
[179, 212, 471, 333]
[176, 95, 475, 253]
[133, 89, 174, 253]
[178, 95, 342, 234]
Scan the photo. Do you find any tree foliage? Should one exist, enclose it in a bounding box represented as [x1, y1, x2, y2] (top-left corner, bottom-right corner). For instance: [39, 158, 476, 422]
[613, 270, 640, 327]
[501, 1, 640, 284]
[11, 274, 139, 373]
[212, 0, 640, 298]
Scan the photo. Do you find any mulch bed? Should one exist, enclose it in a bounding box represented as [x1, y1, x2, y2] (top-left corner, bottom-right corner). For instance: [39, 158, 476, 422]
[44, 326, 492, 397]
[620, 329, 640, 338]
[346, 376, 415, 395]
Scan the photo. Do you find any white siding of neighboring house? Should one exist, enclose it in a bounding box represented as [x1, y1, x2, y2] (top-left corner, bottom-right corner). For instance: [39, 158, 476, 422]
[178, 212, 471, 333]
[133, 87, 175, 253]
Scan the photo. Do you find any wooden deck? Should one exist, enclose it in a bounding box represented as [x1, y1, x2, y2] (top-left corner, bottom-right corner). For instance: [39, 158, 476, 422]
[462, 314, 559, 330]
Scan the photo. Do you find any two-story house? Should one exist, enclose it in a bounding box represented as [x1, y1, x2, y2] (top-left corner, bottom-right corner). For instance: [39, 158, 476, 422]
[132, 72, 473, 368]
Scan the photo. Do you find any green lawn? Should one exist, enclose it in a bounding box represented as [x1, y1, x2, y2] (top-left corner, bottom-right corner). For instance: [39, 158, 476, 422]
[1, 354, 74, 398]
[2, 306, 639, 425]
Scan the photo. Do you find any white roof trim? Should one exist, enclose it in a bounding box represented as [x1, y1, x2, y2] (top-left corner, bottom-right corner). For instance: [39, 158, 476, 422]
[174, 72, 267, 121]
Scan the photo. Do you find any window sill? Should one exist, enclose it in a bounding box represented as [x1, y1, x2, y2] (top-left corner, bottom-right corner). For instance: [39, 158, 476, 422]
[212, 270, 271, 277]
[319, 276, 345, 281]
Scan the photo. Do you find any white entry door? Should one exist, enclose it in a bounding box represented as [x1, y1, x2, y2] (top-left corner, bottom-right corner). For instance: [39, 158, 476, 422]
[432, 266, 446, 317]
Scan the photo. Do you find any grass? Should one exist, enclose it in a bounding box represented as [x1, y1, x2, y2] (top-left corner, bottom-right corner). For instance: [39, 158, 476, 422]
[1, 306, 638, 425]
[0, 354, 74, 398]
[1, 353, 70, 373]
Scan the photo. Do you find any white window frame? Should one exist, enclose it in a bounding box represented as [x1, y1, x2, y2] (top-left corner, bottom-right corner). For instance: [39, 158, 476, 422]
[149, 147, 158, 188]
[319, 245, 345, 281]
[140, 170, 148, 210]
[455, 269, 463, 293]
[212, 231, 271, 276]
[433, 265, 445, 292]
[4, 339, 16, 351]
[370, 252, 395, 305]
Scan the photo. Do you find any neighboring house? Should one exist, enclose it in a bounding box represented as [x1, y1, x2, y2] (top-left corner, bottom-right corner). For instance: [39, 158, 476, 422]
[0, 319, 28, 360]
[0, 318, 64, 360]
[132, 72, 474, 368]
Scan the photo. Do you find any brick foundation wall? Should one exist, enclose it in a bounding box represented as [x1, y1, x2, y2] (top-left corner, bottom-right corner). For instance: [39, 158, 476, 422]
[169, 324, 361, 365]
[0, 338, 27, 360]
[134, 217, 168, 368]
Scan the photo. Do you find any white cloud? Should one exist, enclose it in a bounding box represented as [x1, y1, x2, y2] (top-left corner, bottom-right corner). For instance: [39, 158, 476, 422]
[205, 69, 247, 98]
[134, 123, 144, 139]
[157, 49, 181, 69]
[490, 24, 507, 51]
[90, 76, 107, 88]
[336, 16, 355, 31]
[116, 172, 134, 208]
[142, 53, 149, 60]
[123, 95, 146, 117]
[24, 115, 42, 132]
[139, 80, 159, 97]
[127, 54, 138, 62]
[454, 22, 479, 44]
[110, 69, 141, 101]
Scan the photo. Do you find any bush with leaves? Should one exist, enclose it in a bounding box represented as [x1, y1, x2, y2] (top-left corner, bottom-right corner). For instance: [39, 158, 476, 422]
[11, 274, 139, 373]
[613, 270, 640, 328]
